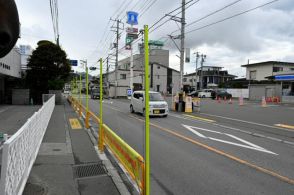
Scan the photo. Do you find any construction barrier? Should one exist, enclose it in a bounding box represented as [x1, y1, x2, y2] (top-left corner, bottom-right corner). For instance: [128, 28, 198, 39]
[192, 97, 201, 112]
[184, 96, 192, 113]
[68, 96, 145, 194]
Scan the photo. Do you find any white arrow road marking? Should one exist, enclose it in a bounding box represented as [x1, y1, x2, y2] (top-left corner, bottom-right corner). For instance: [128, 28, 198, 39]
[182, 124, 277, 155]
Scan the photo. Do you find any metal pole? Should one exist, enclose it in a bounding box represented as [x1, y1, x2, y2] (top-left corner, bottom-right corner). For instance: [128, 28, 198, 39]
[99, 58, 104, 151]
[106, 57, 110, 98]
[180, 0, 186, 91]
[200, 54, 206, 90]
[130, 41, 134, 92]
[85, 60, 89, 128]
[144, 25, 150, 195]
[194, 52, 199, 91]
[115, 20, 119, 98]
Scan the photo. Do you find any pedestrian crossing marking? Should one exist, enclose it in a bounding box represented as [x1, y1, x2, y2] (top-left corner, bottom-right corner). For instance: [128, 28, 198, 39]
[69, 118, 82, 129]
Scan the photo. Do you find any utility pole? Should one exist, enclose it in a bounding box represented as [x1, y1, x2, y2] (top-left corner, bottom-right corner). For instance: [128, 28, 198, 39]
[180, 0, 186, 91]
[194, 52, 199, 91]
[106, 56, 110, 98]
[200, 54, 206, 90]
[111, 18, 124, 98]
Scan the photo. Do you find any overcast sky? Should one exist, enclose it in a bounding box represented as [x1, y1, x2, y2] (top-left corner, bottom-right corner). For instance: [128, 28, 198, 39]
[15, 0, 294, 77]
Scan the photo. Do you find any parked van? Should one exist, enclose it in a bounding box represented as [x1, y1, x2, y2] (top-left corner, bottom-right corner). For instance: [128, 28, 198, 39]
[198, 89, 213, 98]
[130, 91, 168, 117]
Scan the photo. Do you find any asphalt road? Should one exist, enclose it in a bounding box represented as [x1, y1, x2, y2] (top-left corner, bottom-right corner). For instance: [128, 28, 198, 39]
[80, 96, 294, 195]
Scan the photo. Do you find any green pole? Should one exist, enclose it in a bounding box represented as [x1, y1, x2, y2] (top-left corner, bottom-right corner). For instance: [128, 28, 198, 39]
[79, 74, 82, 104]
[75, 76, 78, 95]
[86, 66, 89, 110]
[99, 58, 104, 151]
[144, 25, 150, 195]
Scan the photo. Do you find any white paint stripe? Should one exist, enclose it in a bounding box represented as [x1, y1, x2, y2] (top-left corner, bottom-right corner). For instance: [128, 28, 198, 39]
[201, 113, 294, 132]
[182, 124, 277, 155]
[208, 137, 277, 155]
[225, 134, 264, 150]
[182, 124, 207, 138]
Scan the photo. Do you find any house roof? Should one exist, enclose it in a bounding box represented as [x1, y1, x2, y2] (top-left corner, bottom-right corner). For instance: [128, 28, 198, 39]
[241, 61, 294, 67]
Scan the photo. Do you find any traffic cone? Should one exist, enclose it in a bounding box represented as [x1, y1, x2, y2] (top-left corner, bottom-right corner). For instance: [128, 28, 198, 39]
[261, 96, 267, 107]
[229, 98, 232, 104]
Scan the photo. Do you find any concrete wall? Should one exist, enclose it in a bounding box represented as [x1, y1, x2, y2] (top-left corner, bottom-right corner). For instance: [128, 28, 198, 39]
[249, 84, 282, 101]
[226, 88, 249, 98]
[48, 90, 62, 105]
[12, 89, 30, 105]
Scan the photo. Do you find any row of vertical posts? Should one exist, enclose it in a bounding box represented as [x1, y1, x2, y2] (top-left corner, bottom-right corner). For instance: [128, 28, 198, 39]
[71, 25, 149, 195]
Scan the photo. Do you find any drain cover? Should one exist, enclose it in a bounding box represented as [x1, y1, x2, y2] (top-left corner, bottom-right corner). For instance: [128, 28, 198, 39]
[73, 162, 107, 178]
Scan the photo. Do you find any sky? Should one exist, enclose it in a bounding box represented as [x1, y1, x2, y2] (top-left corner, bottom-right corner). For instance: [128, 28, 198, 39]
[15, 0, 294, 77]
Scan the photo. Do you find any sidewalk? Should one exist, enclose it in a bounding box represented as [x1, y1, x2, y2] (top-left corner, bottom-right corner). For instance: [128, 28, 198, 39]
[23, 99, 120, 195]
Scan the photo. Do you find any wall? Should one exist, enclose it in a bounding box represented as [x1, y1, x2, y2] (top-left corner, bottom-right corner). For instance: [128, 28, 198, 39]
[12, 89, 30, 105]
[226, 88, 249, 98]
[249, 84, 282, 101]
[0, 48, 21, 78]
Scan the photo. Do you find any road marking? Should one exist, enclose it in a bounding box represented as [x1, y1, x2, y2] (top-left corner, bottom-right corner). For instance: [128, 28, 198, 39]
[201, 113, 294, 133]
[182, 114, 215, 123]
[69, 118, 82, 129]
[127, 114, 294, 185]
[275, 124, 294, 130]
[182, 124, 277, 155]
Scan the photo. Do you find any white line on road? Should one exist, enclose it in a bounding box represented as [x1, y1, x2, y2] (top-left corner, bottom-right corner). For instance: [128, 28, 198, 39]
[200, 112, 294, 133]
[182, 124, 278, 155]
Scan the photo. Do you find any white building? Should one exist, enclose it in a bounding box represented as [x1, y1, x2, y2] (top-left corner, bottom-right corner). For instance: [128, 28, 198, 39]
[19, 45, 33, 71]
[183, 66, 236, 91]
[0, 47, 21, 103]
[242, 61, 294, 102]
[104, 49, 180, 98]
[241, 61, 294, 81]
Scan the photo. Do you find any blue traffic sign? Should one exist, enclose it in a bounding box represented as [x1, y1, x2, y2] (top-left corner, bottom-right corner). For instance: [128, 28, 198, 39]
[126, 11, 138, 25]
[127, 88, 133, 96]
[70, 60, 78, 66]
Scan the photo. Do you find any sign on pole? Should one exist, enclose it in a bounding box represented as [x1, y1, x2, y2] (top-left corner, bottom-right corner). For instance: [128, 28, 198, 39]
[69, 60, 78, 66]
[126, 11, 139, 25]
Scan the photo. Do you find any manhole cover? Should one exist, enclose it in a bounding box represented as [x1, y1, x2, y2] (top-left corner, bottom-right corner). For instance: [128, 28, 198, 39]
[73, 162, 107, 178]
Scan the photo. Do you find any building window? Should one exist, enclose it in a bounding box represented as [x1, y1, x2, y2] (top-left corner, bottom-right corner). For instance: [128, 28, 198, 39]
[189, 79, 192, 82]
[157, 75, 160, 79]
[183, 78, 187, 82]
[273, 67, 283, 72]
[249, 70, 256, 80]
[120, 74, 126, 79]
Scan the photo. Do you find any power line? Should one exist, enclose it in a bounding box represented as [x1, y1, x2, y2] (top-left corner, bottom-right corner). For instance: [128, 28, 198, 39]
[171, 0, 243, 35]
[184, 0, 279, 35]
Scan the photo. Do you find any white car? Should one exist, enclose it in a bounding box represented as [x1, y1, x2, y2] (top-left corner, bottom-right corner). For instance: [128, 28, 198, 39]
[198, 89, 213, 98]
[130, 91, 169, 117]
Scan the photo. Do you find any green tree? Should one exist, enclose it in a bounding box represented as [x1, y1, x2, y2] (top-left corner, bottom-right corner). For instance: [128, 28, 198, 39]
[26, 40, 71, 103]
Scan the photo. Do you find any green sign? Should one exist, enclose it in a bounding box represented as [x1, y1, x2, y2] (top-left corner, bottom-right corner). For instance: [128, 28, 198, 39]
[148, 40, 164, 46]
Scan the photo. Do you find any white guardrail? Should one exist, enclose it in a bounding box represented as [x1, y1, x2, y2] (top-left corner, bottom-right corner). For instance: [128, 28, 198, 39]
[0, 95, 55, 195]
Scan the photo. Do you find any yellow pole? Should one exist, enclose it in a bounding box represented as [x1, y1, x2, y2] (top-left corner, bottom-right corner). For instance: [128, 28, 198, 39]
[99, 58, 104, 152]
[75, 76, 78, 95]
[144, 25, 150, 195]
[79, 74, 81, 104]
[85, 64, 90, 128]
